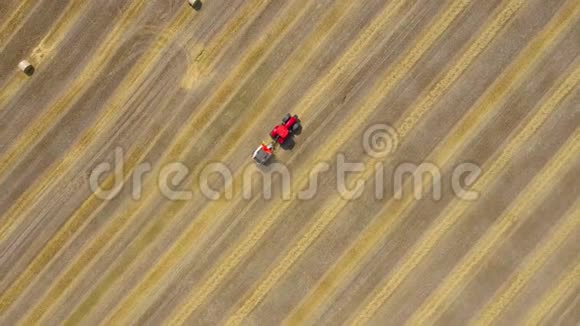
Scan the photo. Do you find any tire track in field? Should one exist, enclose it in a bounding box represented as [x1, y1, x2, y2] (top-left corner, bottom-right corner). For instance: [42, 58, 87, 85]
[60, 0, 353, 321]
[226, 0, 532, 323]
[0, 0, 274, 306]
[287, 3, 578, 323]
[0, 0, 152, 240]
[93, 0, 378, 322]
[408, 128, 580, 325]
[63, 0, 371, 322]
[1, 1, 573, 324]
[166, 1, 473, 324]
[471, 199, 580, 325]
[70, 0, 415, 323]
[2, 0, 281, 321]
[350, 63, 580, 325]
[49, 0, 335, 323]
[144, 0, 416, 278]
[101, 3, 418, 317]
[9, 77, 188, 325]
[0, 0, 151, 262]
[0, 0, 149, 180]
[0, 0, 189, 313]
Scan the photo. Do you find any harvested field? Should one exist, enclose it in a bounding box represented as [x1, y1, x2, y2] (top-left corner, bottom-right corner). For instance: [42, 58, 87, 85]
[0, 0, 578, 324]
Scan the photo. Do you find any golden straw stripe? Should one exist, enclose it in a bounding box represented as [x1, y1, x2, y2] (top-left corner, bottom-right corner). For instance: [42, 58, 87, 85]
[95, 0, 351, 324]
[408, 129, 580, 325]
[0, 0, 151, 241]
[168, 1, 473, 324]
[471, 200, 580, 325]
[0, 0, 38, 50]
[9, 0, 290, 322]
[0, 1, 189, 314]
[0, 1, 279, 315]
[522, 260, 580, 326]
[66, 0, 414, 323]
[61, 1, 375, 323]
[226, 0, 532, 324]
[56, 0, 363, 323]
[350, 63, 580, 325]
[285, 0, 573, 322]
[406, 3, 580, 323]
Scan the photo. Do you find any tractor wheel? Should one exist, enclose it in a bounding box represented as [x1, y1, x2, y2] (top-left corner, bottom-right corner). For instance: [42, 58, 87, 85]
[281, 137, 295, 150]
[292, 122, 302, 135]
[282, 113, 291, 124]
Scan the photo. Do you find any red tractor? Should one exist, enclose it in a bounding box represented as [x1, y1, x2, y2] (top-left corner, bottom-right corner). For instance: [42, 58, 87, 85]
[270, 114, 302, 144]
[252, 114, 302, 165]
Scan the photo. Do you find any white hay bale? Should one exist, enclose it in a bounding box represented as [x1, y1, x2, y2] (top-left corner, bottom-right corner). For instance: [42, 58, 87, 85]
[18, 60, 34, 75]
[188, 0, 202, 10]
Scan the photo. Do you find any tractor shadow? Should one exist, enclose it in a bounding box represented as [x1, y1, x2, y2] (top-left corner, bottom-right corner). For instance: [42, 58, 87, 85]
[258, 157, 281, 170]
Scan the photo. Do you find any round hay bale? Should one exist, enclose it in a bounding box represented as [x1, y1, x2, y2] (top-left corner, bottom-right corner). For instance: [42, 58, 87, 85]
[18, 60, 34, 76]
[188, 0, 202, 10]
